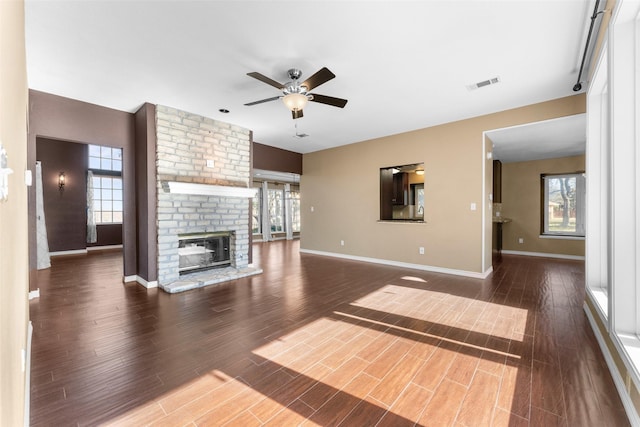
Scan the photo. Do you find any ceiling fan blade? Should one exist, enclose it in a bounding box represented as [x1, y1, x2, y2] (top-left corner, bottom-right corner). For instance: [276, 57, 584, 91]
[247, 72, 284, 89]
[309, 94, 348, 108]
[301, 67, 335, 91]
[292, 109, 303, 119]
[244, 96, 281, 106]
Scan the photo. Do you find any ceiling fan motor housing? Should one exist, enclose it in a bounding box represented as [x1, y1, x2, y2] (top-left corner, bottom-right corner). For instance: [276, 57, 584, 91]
[287, 68, 303, 80]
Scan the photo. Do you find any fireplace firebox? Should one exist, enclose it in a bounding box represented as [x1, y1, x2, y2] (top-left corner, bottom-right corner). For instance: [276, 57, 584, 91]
[177, 232, 231, 274]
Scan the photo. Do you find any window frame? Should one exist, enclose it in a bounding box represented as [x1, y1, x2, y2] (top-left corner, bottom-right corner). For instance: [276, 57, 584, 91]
[289, 188, 301, 233]
[540, 172, 586, 238]
[252, 187, 262, 235]
[268, 188, 284, 234]
[88, 144, 122, 172]
[91, 174, 123, 225]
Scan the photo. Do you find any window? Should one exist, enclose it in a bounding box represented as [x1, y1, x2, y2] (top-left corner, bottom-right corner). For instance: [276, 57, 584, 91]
[268, 189, 284, 233]
[89, 144, 122, 172]
[541, 173, 585, 236]
[290, 189, 301, 232]
[88, 144, 123, 225]
[92, 175, 123, 224]
[252, 188, 261, 234]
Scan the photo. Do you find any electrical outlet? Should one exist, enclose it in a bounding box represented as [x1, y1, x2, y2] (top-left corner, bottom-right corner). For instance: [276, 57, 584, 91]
[518, 238, 524, 244]
[419, 247, 425, 255]
[310, 206, 314, 212]
[340, 240, 345, 246]
[206, 159, 215, 168]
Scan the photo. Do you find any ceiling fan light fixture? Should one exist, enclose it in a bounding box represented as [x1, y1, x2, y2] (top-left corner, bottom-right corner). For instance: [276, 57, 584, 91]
[282, 93, 308, 112]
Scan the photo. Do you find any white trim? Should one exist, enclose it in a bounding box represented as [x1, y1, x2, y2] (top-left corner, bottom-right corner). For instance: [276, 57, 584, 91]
[299, 248, 493, 279]
[165, 181, 257, 198]
[587, 286, 609, 319]
[24, 321, 33, 427]
[538, 234, 585, 240]
[135, 276, 158, 289]
[28, 289, 40, 300]
[123, 275, 158, 288]
[481, 132, 487, 274]
[584, 301, 640, 426]
[49, 249, 87, 257]
[87, 244, 123, 251]
[501, 250, 585, 260]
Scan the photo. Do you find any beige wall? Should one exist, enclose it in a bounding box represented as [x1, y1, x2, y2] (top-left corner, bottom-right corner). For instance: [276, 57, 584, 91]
[301, 94, 585, 274]
[0, 0, 29, 425]
[501, 155, 585, 257]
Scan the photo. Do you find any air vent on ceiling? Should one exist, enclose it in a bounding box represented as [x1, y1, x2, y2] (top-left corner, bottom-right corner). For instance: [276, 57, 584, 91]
[467, 76, 501, 91]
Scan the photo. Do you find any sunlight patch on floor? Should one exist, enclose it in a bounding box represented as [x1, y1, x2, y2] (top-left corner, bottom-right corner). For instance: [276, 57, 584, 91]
[351, 284, 529, 342]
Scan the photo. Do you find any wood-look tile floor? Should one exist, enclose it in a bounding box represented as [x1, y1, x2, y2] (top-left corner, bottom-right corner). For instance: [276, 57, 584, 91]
[30, 241, 629, 426]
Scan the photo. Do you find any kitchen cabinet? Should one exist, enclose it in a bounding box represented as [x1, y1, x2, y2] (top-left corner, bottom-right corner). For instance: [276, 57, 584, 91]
[380, 168, 393, 220]
[392, 172, 408, 205]
[492, 222, 503, 264]
[493, 160, 502, 203]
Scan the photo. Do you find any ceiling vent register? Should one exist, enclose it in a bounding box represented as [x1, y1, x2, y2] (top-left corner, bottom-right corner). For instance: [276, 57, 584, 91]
[467, 76, 501, 91]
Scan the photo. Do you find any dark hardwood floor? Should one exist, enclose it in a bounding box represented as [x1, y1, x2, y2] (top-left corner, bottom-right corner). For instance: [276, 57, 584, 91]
[30, 241, 629, 426]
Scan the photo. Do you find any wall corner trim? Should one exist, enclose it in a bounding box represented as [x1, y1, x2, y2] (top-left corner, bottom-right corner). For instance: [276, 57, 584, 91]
[584, 300, 640, 426]
[299, 249, 490, 279]
[122, 275, 158, 288]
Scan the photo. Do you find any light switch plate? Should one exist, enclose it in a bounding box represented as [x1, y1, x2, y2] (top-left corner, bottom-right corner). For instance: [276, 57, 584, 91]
[470, 203, 477, 211]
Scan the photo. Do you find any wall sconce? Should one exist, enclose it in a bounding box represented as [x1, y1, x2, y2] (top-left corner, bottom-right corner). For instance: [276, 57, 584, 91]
[58, 172, 65, 193]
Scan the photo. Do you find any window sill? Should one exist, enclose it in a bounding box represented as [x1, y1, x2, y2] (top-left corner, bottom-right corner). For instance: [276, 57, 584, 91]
[378, 219, 426, 224]
[588, 287, 609, 318]
[539, 234, 585, 240]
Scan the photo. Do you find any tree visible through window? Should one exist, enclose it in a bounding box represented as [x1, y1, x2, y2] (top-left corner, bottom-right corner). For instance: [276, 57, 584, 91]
[268, 189, 284, 233]
[252, 188, 261, 234]
[290, 189, 300, 232]
[542, 173, 585, 236]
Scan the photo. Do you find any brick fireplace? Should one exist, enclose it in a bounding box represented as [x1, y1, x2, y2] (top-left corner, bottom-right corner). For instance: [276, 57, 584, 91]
[155, 105, 261, 293]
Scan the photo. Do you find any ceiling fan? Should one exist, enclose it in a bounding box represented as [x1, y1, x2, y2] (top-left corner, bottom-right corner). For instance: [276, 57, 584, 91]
[244, 67, 348, 119]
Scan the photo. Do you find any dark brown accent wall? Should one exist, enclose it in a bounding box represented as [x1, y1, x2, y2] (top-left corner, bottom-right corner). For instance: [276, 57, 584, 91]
[36, 138, 124, 251]
[253, 142, 302, 174]
[28, 90, 137, 289]
[134, 103, 158, 282]
[36, 138, 88, 252]
[89, 224, 123, 247]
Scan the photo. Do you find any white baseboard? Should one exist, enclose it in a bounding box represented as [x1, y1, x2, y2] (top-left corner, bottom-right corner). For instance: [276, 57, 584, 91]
[584, 301, 640, 426]
[501, 250, 585, 260]
[50, 245, 122, 257]
[28, 289, 40, 300]
[49, 249, 88, 257]
[299, 249, 492, 279]
[123, 275, 158, 288]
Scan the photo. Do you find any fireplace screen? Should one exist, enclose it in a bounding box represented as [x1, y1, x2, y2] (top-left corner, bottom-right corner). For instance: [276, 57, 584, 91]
[178, 232, 231, 274]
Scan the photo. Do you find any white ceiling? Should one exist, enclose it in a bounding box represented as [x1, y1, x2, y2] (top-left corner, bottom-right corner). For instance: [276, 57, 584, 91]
[487, 113, 586, 163]
[25, 0, 593, 155]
